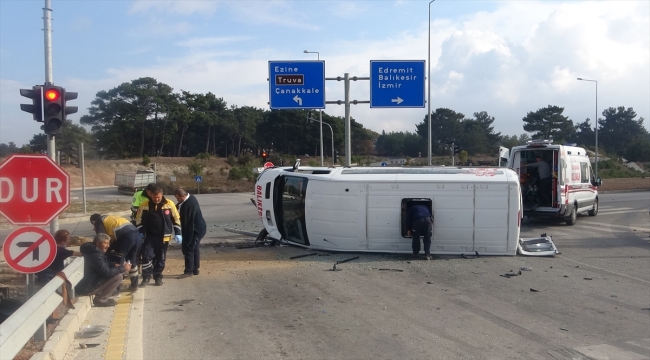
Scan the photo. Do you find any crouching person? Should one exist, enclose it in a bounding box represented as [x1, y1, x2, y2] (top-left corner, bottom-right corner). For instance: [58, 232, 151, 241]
[76, 233, 132, 307]
[89, 213, 142, 290]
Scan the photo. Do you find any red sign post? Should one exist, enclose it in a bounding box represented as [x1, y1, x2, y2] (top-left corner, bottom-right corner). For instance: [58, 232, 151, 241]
[3, 227, 57, 273]
[0, 154, 70, 225]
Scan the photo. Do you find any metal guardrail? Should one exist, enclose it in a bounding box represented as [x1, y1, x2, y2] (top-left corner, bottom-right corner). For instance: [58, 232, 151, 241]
[0, 257, 85, 360]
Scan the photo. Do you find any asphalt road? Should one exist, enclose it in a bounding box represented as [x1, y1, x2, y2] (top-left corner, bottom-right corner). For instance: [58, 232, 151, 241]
[132, 191, 649, 360]
[4, 191, 648, 359]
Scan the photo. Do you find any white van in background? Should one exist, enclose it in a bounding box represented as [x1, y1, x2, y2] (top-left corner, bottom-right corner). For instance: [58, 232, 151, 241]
[500, 139, 601, 225]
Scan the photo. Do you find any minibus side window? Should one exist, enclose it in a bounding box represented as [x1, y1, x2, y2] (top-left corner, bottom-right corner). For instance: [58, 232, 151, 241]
[580, 162, 589, 183]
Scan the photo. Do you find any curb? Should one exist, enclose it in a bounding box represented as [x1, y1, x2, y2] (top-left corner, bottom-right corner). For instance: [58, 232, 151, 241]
[599, 188, 650, 194]
[58, 211, 132, 225]
[0, 211, 132, 231]
[29, 296, 92, 360]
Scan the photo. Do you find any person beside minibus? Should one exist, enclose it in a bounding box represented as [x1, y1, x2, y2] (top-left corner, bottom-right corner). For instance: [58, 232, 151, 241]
[406, 205, 434, 260]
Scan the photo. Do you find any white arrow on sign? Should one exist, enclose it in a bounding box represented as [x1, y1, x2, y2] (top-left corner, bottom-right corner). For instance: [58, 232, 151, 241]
[293, 95, 302, 106]
[391, 97, 404, 105]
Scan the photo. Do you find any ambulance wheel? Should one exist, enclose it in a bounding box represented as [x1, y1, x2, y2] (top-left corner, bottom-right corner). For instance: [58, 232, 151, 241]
[565, 206, 577, 226]
[588, 198, 598, 216]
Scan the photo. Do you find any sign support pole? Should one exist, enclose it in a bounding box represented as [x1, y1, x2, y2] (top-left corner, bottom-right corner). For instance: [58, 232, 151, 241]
[344, 73, 351, 167]
[81, 143, 87, 213]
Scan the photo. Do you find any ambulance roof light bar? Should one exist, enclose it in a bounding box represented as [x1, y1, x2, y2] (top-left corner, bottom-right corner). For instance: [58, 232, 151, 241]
[527, 139, 553, 146]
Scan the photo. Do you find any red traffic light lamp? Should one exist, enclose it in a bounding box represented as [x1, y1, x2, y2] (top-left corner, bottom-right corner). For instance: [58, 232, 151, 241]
[44, 88, 60, 101]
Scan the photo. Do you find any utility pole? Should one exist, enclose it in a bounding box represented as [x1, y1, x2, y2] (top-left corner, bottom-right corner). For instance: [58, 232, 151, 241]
[43, 0, 57, 234]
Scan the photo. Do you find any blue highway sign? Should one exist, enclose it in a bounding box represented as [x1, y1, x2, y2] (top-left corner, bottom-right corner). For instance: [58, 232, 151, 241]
[370, 60, 425, 108]
[269, 61, 325, 109]
[195, 175, 202, 183]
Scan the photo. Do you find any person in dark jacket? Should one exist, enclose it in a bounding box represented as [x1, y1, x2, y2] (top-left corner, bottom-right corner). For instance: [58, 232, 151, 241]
[406, 205, 434, 260]
[76, 233, 132, 307]
[36, 229, 81, 285]
[90, 213, 142, 290]
[135, 186, 181, 287]
[174, 188, 207, 278]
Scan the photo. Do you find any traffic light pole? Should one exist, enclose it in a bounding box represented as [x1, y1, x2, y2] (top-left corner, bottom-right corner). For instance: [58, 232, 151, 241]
[43, 0, 58, 237]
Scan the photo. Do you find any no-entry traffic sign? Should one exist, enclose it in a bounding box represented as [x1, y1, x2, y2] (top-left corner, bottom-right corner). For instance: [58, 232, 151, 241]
[0, 154, 70, 225]
[3, 227, 57, 273]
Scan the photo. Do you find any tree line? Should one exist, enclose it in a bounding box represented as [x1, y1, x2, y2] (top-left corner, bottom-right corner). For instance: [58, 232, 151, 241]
[1, 77, 648, 162]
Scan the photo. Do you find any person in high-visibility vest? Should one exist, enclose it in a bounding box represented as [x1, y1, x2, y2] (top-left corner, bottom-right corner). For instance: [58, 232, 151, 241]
[131, 183, 155, 222]
[90, 213, 142, 290]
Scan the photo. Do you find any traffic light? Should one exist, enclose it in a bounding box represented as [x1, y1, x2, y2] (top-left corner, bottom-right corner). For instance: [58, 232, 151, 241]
[261, 150, 268, 163]
[20, 85, 43, 122]
[42, 85, 64, 134]
[40, 85, 78, 135]
[453, 144, 461, 155]
[334, 150, 339, 164]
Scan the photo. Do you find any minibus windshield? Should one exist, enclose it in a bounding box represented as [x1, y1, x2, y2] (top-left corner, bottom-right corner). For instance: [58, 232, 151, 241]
[276, 175, 309, 245]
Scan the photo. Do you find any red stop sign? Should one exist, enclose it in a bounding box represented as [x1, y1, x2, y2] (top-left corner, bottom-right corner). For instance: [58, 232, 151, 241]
[0, 154, 70, 225]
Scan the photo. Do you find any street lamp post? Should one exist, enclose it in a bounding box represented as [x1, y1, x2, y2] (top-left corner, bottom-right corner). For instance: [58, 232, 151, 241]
[307, 113, 335, 166]
[304, 50, 324, 166]
[427, 0, 435, 166]
[577, 77, 598, 178]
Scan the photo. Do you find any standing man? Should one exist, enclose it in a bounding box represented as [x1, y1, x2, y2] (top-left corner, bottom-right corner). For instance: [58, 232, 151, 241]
[135, 185, 181, 286]
[90, 213, 142, 290]
[522, 156, 552, 206]
[174, 188, 207, 279]
[406, 204, 434, 260]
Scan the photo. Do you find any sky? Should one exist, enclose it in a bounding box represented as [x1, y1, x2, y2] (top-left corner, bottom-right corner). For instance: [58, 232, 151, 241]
[0, 0, 648, 147]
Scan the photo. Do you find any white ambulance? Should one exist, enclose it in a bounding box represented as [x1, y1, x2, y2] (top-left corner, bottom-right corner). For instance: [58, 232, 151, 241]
[500, 139, 601, 225]
[254, 163, 522, 255]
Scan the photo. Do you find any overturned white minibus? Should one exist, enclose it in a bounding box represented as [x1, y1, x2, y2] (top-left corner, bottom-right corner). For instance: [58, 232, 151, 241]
[254, 164, 522, 256]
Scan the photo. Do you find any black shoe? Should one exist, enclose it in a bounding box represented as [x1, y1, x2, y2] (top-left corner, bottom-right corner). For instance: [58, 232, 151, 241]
[177, 273, 193, 279]
[139, 278, 150, 288]
[94, 298, 117, 307]
[193, 270, 200, 276]
[155, 278, 163, 286]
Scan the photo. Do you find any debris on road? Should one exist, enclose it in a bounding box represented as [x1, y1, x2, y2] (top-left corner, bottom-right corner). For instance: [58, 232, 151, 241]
[520, 266, 532, 271]
[500, 270, 522, 278]
[461, 252, 480, 259]
[75, 325, 107, 339]
[290, 253, 319, 259]
[329, 256, 360, 271]
[530, 288, 539, 292]
[517, 235, 559, 256]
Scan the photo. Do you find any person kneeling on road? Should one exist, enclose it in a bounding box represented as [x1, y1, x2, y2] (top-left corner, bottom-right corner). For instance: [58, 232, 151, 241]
[90, 213, 143, 291]
[76, 233, 132, 307]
